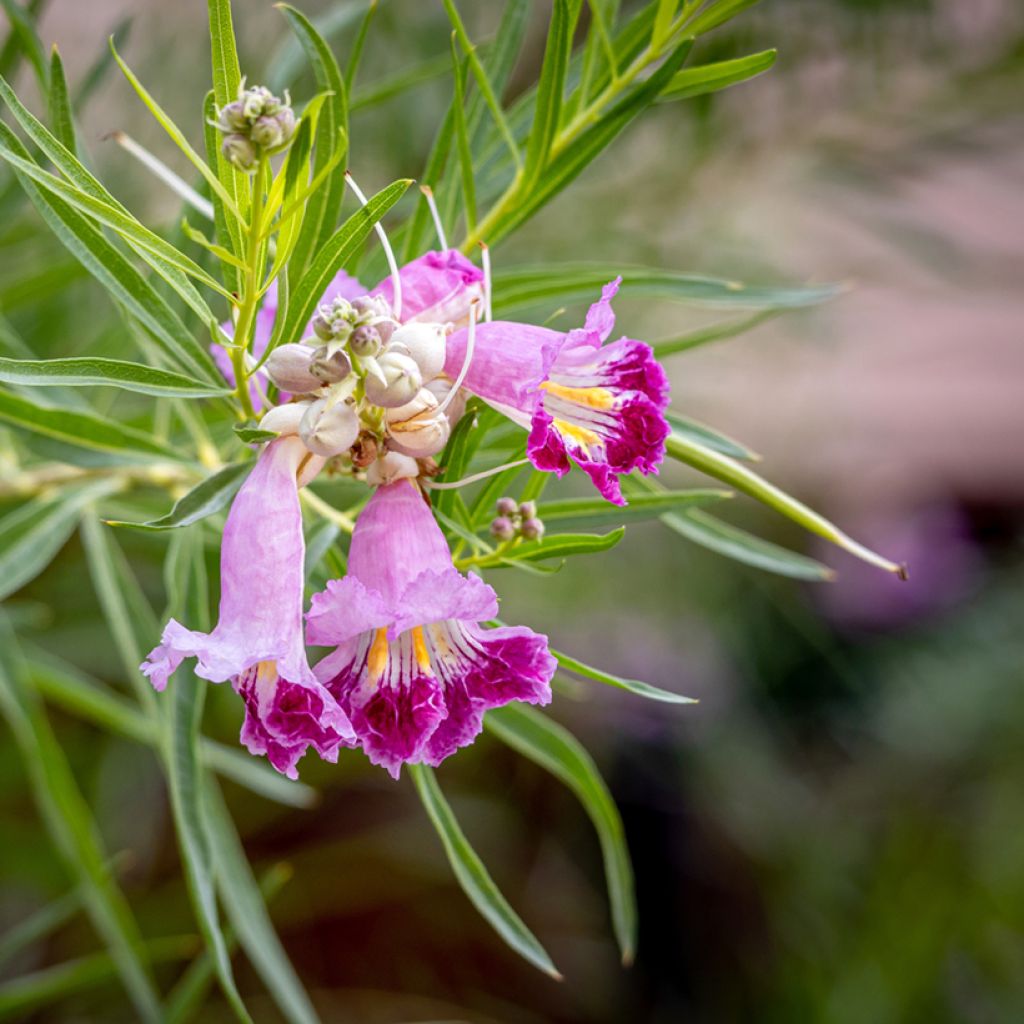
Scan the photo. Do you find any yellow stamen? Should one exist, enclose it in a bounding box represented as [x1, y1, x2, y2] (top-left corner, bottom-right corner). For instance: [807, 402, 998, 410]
[554, 418, 601, 446]
[540, 380, 615, 409]
[411, 626, 433, 674]
[368, 627, 389, 681]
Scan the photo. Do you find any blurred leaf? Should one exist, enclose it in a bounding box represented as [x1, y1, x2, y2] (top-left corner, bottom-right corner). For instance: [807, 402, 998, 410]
[409, 763, 561, 978]
[493, 263, 842, 315]
[666, 411, 759, 461]
[205, 780, 323, 1024]
[351, 51, 450, 112]
[0, 0, 44, 80]
[107, 462, 250, 531]
[0, 479, 119, 602]
[536, 487, 730, 525]
[0, 389, 183, 459]
[659, 48, 777, 102]
[0, 0, 46, 91]
[0, 356, 231, 398]
[651, 309, 777, 357]
[0, 622, 162, 1023]
[0, 886, 82, 969]
[47, 45, 76, 154]
[343, 0, 376, 96]
[449, 36, 476, 234]
[552, 645, 697, 703]
[268, 0, 370, 92]
[682, 0, 764, 37]
[160, 531, 253, 1024]
[486, 702, 638, 964]
[75, 15, 131, 112]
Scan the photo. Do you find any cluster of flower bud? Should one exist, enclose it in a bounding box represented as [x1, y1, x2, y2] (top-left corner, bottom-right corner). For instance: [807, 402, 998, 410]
[490, 498, 545, 542]
[215, 84, 296, 171]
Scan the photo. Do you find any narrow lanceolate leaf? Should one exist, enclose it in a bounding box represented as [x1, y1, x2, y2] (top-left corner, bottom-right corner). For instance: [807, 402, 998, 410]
[0, 356, 230, 398]
[552, 645, 697, 704]
[205, 781, 323, 1024]
[0, 389, 183, 460]
[0, 479, 120, 602]
[682, 0, 764, 37]
[203, 91, 242, 289]
[277, 4, 348, 279]
[0, 625, 162, 1023]
[0, 886, 83, 969]
[492, 263, 842, 316]
[207, 0, 241, 108]
[409, 764, 560, 978]
[511, 528, 625, 564]
[665, 434, 907, 577]
[48, 45, 77, 155]
[0, 117, 221, 383]
[659, 49, 777, 102]
[0, 0, 46, 91]
[271, 178, 411, 354]
[536, 488, 730, 526]
[486, 703, 637, 964]
[107, 462, 251, 531]
[449, 37, 476, 234]
[665, 411, 759, 462]
[651, 309, 778, 358]
[160, 531, 253, 1024]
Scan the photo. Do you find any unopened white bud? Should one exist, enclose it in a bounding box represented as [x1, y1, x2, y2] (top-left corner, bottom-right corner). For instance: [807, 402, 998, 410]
[259, 401, 310, 437]
[366, 451, 420, 486]
[424, 376, 466, 425]
[363, 350, 422, 408]
[385, 388, 451, 458]
[299, 398, 359, 457]
[310, 346, 352, 384]
[265, 344, 320, 393]
[388, 321, 447, 381]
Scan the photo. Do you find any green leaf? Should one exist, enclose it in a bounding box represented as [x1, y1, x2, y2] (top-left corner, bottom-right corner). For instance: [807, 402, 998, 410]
[510, 527, 625, 564]
[27, 648, 318, 808]
[552, 645, 697, 704]
[271, 178, 411, 355]
[234, 423, 278, 444]
[203, 91, 242, 290]
[0, 886, 83, 969]
[207, 0, 241, 109]
[277, 4, 348, 280]
[492, 263, 842, 316]
[107, 462, 250, 531]
[205, 781, 323, 1024]
[351, 52, 450, 112]
[449, 35, 476, 234]
[0, 623, 162, 1023]
[682, 0, 763, 37]
[409, 763, 560, 978]
[665, 411, 759, 461]
[650, 309, 777, 357]
[486, 703, 637, 964]
[0, 0, 46, 91]
[536, 488, 730, 525]
[664, 433, 907, 577]
[160, 530, 253, 1024]
[0, 356, 230, 398]
[47, 45, 76, 155]
[659, 48, 777, 102]
[0, 479, 120, 602]
[0, 389, 184, 460]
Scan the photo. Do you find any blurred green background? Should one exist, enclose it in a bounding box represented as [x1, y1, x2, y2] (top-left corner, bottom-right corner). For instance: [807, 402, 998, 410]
[2, 1, 1024, 1021]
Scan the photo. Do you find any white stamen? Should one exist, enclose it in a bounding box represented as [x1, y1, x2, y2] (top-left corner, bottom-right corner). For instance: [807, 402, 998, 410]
[345, 171, 402, 320]
[419, 184, 448, 251]
[424, 457, 531, 491]
[436, 301, 477, 416]
[479, 241, 493, 322]
[107, 131, 215, 220]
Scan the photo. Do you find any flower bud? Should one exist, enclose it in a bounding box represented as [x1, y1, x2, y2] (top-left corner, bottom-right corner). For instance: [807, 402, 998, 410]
[222, 132, 257, 170]
[366, 451, 419, 487]
[521, 517, 545, 541]
[496, 496, 518, 518]
[310, 346, 352, 384]
[385, 388, 450, 458]
[217, 100, 248, 132]
[424, 376, 466, 425]
[259, 400, 311, 436]
[272, 106, 296, 145]
[351, 295, 389, 320]
[519, 500, 537, 520]
[363, 350, 422, 408]
[242, 86, 273, 120]
[388, 321, 447, 381]
[265, 343, 320, 394]
[299, 398, 359, 458]
[250, 114, 285, 149]
[490, 516, 516, 541]
[349, 323, 382, 358]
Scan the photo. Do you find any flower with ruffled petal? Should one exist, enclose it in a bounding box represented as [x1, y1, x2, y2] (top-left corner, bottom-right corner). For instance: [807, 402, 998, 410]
[372, 248, 484, 327]
[443, 277, 670, 505]
[307, 479, 555, 778]
[141, 437, 354, 778]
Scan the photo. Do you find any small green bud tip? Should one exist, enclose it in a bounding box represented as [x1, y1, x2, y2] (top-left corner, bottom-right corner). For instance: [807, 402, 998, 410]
[521, 517, 545, 540]
[495, 496, 518, 518]
[490, 516, 516, 541]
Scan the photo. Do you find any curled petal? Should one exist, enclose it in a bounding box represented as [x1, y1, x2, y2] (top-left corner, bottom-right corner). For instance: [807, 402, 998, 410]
[373, 249, 483, 325]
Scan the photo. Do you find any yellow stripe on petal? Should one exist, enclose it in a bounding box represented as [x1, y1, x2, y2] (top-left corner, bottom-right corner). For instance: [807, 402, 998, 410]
[411, 626, 433, 674]
[554, 418, 601, 447]
[540, 380, 615, 409]
[368, 627, 389, 682]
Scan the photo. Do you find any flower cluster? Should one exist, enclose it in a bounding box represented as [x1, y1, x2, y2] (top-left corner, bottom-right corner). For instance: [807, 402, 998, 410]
[142, 241, 671, 779]
[214, 83, 297, 171]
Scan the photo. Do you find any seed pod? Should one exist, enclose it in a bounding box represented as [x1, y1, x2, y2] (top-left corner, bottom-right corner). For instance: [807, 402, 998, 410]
[363, 350, 422, 408]
[388, 321, 447, 380]
[299, 398, 359, 458]
[310, 346, 352, 384]
[265, 343, 320, 393]
[366, 451, 420, 486]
